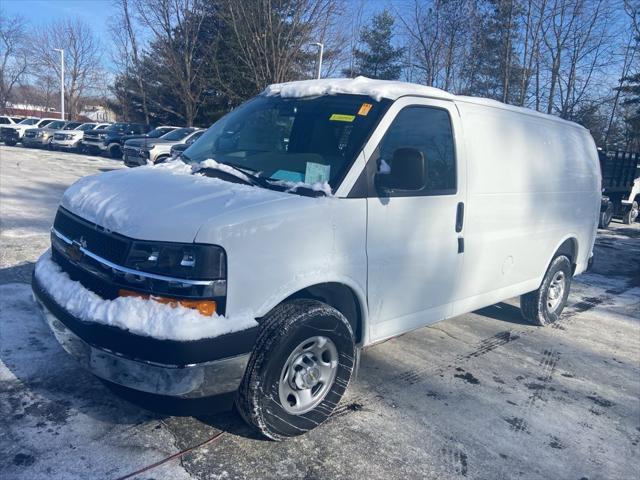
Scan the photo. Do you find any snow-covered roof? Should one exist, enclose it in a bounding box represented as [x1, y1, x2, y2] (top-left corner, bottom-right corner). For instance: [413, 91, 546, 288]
[263, 76, 454, 102]
[264, 76, 585, 130]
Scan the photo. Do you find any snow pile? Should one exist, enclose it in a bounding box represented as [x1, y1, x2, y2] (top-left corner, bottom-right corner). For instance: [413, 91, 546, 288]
[34, 250, 257, 341]
[264, 76, 453, 102]
[60, 159, 288, 239]
[270, 179, 334, 196]
[195, 158, 254, 184]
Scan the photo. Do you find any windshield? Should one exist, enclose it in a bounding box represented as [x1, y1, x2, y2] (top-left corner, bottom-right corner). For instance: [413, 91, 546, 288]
[162, 127, 194, 141]
[107, 122, 128, 132]
[45, 121, 65, 129]
[183, 94, 389, 189]
[148, 127, 175, 137]
[63, 122, 81, 130]
[77, 123, 97, 131]
[19, 118, 39, 125]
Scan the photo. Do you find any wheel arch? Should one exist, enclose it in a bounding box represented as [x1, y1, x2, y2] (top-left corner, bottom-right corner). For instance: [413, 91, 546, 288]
[549, 236, 579, 274]
[259, 281, 368, 346]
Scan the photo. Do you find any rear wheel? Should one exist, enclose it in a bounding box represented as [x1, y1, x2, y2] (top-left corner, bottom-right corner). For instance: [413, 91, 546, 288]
[521, 255, 572, 326]
[622, 201, 638, 224]
[236, 299, 355, 441]
[598, 202, 613, 228]
[5, 139, 16, 146]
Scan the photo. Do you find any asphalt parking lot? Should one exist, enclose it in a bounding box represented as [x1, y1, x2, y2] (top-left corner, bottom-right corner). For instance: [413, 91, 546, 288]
[1, 144, 639, 480]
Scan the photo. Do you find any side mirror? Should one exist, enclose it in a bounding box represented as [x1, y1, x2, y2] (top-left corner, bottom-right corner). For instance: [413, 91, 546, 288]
[375, 147, 426, 194]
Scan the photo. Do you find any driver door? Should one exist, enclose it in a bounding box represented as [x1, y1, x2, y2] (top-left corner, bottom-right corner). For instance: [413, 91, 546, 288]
[362, 97, 467, 342]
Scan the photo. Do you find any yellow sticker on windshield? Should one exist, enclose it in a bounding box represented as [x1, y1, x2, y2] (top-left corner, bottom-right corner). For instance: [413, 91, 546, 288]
[329, 114, 355, 122]
[358, 103, 373, 116]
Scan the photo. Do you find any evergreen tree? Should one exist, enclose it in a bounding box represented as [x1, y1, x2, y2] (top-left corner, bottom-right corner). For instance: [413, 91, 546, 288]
[347, 10, 404, 80]
[463, 0, 523, 103]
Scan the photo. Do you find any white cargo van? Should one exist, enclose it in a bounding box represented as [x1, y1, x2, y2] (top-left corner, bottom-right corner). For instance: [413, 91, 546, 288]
[33, 77, 600, 440]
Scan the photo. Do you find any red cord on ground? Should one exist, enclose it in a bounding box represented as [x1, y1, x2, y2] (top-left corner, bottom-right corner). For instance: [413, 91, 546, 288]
[114, 430, 225, 480]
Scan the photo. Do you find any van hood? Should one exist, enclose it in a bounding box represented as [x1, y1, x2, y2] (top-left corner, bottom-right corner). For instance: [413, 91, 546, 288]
[60, 162, 295, 243]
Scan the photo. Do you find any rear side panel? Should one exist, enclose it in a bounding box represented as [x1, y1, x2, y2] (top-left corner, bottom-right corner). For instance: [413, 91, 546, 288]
[450, 101, 600, 315]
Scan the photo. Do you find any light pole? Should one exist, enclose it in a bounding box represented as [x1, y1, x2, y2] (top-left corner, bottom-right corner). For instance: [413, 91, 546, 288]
[53, 48, 64, 120]
[311, 42, 324, 79]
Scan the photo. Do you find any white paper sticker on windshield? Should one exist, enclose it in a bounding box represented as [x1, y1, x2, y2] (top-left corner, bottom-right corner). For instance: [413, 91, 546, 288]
[305, 162, 331, 184]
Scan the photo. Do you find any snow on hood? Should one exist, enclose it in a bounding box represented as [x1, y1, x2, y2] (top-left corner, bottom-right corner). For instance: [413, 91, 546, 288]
[263, 76, 454, 102]
[61, 160, 292, 242]
[35, 250, 257, 340]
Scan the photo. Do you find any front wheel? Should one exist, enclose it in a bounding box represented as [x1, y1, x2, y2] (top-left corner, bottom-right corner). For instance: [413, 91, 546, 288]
[109, 144, 122, 159]
[5, 139, 17, 146]
[521, 255, 572, 326]
[236, 299, 355, 441]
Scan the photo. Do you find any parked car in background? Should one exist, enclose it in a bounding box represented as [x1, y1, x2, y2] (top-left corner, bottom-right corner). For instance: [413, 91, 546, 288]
[124, 128, 202, 167]
[166, 129, 205, 162]
[119, 125, 180, 148]
[32, 78, 600, 440]
[51, 123, 99, 152]
[0, 117, 58, 145]
[83, 123, 172, 158]
[0, 116, 17, 125]
[0, 127, 19, 146]
[22, 120, 72, 149]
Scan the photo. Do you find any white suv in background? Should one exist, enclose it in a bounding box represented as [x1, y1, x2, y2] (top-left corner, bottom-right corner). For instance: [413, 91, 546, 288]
[2, 117, 59, 142]
[51, 123, 108, 152]
[123, 127, 202, 166]
[0, 116, 18, 125]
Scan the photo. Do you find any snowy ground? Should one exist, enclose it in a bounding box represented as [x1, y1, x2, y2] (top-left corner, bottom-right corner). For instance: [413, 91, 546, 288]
[1, 144, 639, 479]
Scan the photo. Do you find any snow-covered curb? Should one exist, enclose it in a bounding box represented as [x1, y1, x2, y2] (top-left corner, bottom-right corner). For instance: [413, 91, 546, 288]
[34, 250, 257, 341]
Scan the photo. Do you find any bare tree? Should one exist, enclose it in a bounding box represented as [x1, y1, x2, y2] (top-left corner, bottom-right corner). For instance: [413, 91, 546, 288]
[30, 19, 102, 119]
[0, 9, 30, 111]
[111, 0, 150, 123]
[131, 0, 211, 126]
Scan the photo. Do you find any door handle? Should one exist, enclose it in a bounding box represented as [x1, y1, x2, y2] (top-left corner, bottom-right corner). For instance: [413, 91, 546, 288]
[455, 202, 464, 233]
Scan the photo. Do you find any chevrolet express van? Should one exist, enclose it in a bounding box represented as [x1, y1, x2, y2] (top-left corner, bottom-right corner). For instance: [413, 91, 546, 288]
[32, 77, 601, 440]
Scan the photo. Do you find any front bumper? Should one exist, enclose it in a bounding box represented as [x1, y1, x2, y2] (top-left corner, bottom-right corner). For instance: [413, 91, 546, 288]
[32, 275, 256, 398]
[22, 136, 49, 146]
[52, 139, 80, 148]
[83, 140, 108, 151]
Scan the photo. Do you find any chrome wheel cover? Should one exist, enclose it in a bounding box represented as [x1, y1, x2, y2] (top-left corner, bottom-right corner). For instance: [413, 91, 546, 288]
[546, 270, 566, 313]
[278, 336, 339, 415]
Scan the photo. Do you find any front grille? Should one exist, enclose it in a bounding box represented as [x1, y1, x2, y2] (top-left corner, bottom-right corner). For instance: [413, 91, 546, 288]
[24, 131, 37, 138]
[53, 133, 68, 140]
[123, 146, 140, 156]
[53, 208, 130, 264]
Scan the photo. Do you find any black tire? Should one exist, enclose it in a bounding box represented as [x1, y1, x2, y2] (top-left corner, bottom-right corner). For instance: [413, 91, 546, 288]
[622, 201, 638, 224]
[521, 255, 572, 326]
[598, 202, 613, 229]
[109, 144, 122, 159]
[236, 299, 355, 441]
[5, 139, 16, 146]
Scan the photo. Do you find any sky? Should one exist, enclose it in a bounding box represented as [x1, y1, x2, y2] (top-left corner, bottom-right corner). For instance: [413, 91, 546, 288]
[1, 0, 114, 45]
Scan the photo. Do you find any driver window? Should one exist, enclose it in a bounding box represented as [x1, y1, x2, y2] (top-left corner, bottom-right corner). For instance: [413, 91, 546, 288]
[375, 106, 456, 196]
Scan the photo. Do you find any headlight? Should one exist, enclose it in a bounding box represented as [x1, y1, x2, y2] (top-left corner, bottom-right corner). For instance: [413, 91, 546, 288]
[125, 241, 226, 281]
[36, 131, 44, 137]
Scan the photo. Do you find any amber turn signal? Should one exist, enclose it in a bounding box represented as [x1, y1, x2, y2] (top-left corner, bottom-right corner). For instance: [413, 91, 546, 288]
[118, 289, 217, 316]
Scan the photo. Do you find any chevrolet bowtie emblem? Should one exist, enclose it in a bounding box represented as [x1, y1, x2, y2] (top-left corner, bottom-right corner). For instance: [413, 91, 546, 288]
[66, 237, 86, 262]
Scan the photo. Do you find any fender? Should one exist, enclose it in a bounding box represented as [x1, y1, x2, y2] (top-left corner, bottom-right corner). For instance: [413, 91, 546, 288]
[543, 234, 580, 281]
[253, 274, 370, 346]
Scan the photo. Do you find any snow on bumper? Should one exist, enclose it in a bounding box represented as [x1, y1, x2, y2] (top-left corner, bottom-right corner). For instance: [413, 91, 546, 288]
[33, 250, 257, 341]
[31, 251, 259, 397]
